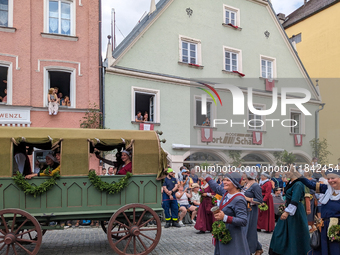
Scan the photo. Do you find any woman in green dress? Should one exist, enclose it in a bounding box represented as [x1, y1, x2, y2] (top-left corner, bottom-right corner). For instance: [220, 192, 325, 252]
[269, 165, 310, 255]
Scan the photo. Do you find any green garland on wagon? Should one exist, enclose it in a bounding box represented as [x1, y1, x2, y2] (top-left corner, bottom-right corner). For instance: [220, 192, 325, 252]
[212, 221, 232, 244]
[13, 172, 60, 198]
[88, 170, 132, 194]
[328, 225, 340, 242]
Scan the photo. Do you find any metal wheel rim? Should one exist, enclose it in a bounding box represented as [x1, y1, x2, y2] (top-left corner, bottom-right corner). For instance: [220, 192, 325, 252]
[107, 204, 162, 255]
[0, 208, 42, 255]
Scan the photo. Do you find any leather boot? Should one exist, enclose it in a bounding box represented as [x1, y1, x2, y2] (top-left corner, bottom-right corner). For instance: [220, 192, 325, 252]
[164, 221, 171, 228]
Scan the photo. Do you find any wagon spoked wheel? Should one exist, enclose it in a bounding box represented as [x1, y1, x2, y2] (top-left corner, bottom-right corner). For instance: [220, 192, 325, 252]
[0, 209, 42, 255]
[101, 221, 128, 240]
[107, 204, 162, 255]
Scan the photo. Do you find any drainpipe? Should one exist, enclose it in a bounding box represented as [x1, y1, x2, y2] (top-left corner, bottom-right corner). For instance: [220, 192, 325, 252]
[315, 103, 325, 158]
[99, 0, 104, 127]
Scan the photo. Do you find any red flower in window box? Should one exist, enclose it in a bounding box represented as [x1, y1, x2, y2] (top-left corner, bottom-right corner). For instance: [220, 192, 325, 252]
[228, 23, 239, 29]
[232, 71, 245, 77]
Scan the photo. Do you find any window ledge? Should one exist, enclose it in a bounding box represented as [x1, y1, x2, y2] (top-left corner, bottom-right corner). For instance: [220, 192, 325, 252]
[222, 23, 242, 31]
[131, 121, 160, 126]
[222, 70, 243, 77]
[290, 133, 306, 136]
[259, 77, 279, 82]
[247, 129, 267, 133]
[178, 62, 204, 69]
[41, 33, 78, 41]
[194, 126, 217, 130]
[30, 107, 89, 112]
[0, 26, 16, 33]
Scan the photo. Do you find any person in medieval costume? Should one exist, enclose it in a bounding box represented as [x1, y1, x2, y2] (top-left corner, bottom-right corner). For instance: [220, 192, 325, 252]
[269, 165, 310, 255]
[13, 145, 32, 176]
[257, 172, 275, 232]
[298, 168, 340, 255]
[194, 178, 216, 234]
[202, 172, 250, 255]
[243, 168, 264, 255]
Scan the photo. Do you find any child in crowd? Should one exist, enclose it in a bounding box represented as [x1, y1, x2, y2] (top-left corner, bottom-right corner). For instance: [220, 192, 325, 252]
[48, 88, 59, 115]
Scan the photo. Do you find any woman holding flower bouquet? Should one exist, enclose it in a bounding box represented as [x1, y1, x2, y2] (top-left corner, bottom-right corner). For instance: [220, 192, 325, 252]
[202, 172, 249, 255]
[194, 178, 216, 234]
[25, 154, 60, 179]
[243, 168, 263, 255]
[257, 172, 275, 233]
[298, 168, 340, 255]
[269, 165, 310, 255]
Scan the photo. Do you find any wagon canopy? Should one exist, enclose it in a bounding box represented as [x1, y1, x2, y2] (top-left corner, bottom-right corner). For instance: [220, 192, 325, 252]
[0, 127, 167, 177]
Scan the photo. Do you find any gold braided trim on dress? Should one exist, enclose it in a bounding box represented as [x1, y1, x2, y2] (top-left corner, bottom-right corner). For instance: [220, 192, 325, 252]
[316, 182, 320, 193]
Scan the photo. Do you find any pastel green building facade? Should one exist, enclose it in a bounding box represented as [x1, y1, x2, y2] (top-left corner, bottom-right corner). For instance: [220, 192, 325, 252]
[104, 0, 322, 171]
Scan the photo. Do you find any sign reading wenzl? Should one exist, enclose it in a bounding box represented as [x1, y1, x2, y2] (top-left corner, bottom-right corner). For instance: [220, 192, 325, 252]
[200, 129, 262, 146]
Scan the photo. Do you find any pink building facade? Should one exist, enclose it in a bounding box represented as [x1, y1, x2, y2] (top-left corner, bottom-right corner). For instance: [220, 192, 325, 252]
[0, 0, 101, 128]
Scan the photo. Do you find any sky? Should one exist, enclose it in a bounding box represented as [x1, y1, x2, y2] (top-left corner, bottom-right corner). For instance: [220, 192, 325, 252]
[101, 0, 305, 58]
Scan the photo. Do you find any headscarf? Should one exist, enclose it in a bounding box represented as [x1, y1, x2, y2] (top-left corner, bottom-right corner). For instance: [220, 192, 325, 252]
[122, 150, 131, 157]
[318, 169, 340, 204]
[261, 172, 270, 179]
[223, 172, 242, 189]
[245, 167, 257, 180]
[46, 154, 58, 163]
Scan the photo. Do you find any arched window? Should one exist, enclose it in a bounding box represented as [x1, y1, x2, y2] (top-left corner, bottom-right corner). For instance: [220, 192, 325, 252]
[242, 153, 270, 166]
[184, 152, 224, 169]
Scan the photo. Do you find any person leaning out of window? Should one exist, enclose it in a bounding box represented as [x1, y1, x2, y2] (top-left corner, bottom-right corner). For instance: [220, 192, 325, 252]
[115, 150, 132, 175]
[25, 154, 60, 179]
[202, 117, 210, 126]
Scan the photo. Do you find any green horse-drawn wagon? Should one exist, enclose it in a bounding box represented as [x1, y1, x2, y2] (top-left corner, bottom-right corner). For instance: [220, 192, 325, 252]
[0, 127, 167, 255]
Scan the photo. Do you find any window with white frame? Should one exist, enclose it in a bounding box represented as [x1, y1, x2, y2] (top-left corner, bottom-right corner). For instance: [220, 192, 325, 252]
[291, 112, 301, 134]
[224, 46, 242, 72]
[225, 51, 238, 72]
[132, 87, 160, 123]
[182, 41, 197, 64]
[196, 99, 213, 126]
[0, 0, 13, 27]
[248, 106, 264, 131]
[223, 5, 240, 27]
[44, 68, 75, 108]
[179, 35, 202, 66]
[45, 0, 75, 36]
[260, 56, 276, 79]
[0, 62, 12, 105]
[0, 65, 8, 104]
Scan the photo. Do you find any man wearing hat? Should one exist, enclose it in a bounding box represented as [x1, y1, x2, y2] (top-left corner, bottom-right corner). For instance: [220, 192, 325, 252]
[162, 169, 181, 228]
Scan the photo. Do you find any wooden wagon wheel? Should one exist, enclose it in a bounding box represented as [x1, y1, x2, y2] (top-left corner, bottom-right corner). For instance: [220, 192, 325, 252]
[0, 208, 42, 255]
[107, 204, 162, 255]
[101, 221, 129, 240]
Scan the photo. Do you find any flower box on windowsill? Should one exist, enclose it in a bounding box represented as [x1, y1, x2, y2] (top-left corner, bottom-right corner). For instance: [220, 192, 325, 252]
[178, 62, 204, 69]
[0, 26, 16, 33]
[222, 23, 242, 31]
[41, 32, 78, 41]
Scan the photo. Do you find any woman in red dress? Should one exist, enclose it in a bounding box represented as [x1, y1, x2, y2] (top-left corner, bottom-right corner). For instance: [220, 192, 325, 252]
[194, 178, 216, 234]
[257, 172, 275, 232]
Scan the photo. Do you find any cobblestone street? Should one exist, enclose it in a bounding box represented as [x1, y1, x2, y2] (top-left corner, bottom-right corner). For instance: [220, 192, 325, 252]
[31, 224, 272, 255]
